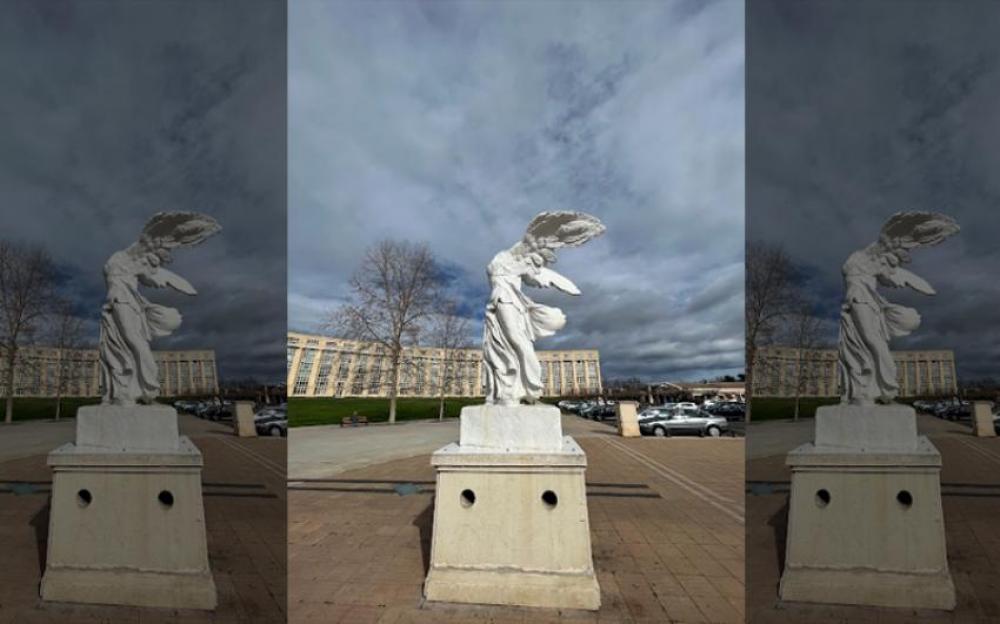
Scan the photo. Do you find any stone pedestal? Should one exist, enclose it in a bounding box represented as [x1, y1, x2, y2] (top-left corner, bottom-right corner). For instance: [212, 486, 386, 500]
[779, 404, 955, 610]
[972, 402, 996, 438]
[616, 401, 640, 438]
[41, 405, 217, 610]
[234, 401, 257, 437]
[424, 404, 600, 610]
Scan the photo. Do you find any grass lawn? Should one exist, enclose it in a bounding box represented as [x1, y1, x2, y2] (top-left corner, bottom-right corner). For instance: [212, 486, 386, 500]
[289, 396, 485, 427]
[0, 395, 217, 423]
[749, 397, 840, 422]
[1, 397, 102, 422]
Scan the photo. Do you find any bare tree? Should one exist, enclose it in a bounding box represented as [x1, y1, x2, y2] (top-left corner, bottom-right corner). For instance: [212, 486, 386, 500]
[49, 298, 87, 421]
[428, 301, 472, 420]
[0, 242, 57, 424]
[745, 241, 798, 423]
[781, 304, 827, 421]
[332, 240, 440, 423]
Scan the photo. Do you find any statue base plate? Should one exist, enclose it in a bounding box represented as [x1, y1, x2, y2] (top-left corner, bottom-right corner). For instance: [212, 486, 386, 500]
[779, 405, 955, 610]
[75, 404, 181, 452]
[41, 436, 217, 610]
[424, 422, 600, 610]
[459, 403, 564, 453]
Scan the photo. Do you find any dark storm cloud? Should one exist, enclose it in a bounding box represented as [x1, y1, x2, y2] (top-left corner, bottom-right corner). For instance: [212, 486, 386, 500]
[749, 0, 1000, 380]
[0, 0, 286, 383]
[290, 0, 745, 383]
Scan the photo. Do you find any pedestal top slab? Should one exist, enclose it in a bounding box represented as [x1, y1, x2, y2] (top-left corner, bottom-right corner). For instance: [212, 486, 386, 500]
[48, 436, 204, 467]
[787, 435, 942, 468]
[813, 403, 919, 453]
[76, 404, 180, 453]
[459, 403, 564, 453]
[432, 436, 587, 468]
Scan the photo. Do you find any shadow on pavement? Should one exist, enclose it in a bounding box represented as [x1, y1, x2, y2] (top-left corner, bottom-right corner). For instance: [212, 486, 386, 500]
[31, 498, 49, 576]
[414, 498, 434, 576]
[769, 496, 789, 579]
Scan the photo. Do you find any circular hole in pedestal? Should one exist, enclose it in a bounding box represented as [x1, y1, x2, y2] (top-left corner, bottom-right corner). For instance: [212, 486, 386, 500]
[815, 489, 831, 508]
[77, 489, 92, 508]
[460, 489, 476, 508]
[542, 490, 558, 509]
[897, 490, 913, 508]
[158, 490, 175, 509]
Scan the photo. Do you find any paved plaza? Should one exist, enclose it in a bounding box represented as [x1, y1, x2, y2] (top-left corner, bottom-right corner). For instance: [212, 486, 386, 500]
[747, 413, 1000, 623]
[0, 414, 287, 624]
[288, 415, 745, 623]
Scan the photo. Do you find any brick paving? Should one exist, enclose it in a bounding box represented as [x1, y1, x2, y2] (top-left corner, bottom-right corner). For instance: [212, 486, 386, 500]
[288, 430, 745, 623]
[0, 429, 286, 624]
[747, 415, 1000, 623]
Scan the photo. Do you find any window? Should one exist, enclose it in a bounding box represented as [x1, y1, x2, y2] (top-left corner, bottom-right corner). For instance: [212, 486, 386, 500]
[293, 349, 316, 396]
[351, 354, 368, 395]
[313, 351, 335, 395]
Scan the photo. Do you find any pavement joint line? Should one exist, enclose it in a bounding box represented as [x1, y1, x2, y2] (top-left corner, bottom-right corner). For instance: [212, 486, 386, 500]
[204, 491, 280, 498]
[952, 436, 1000, 466]
[602, 437, 744, 524]
[231, 439, 287, 475]
[212, 435, 286, 475]
[604, 436, 742, 508]
[213, 435, 286, 481]
[955, 436, 1000, 467]
[746, 479, 1000, 498]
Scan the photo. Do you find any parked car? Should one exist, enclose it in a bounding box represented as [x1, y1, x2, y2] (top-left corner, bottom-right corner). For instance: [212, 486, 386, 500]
[193, 402, 214, 419]
[583, 404, 617, 421]
[940, 402, 972, 421]
[255, 407, 287, 437]
[211, 401, 235, 422]
[173, 400, 198, 413]
[558, 400, 587, 413]
[705, 402, 746, 421]
[638, 408, 729, 437]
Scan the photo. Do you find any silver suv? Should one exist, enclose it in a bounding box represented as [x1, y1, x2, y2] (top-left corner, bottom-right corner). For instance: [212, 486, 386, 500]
[638, 406, 729, 437]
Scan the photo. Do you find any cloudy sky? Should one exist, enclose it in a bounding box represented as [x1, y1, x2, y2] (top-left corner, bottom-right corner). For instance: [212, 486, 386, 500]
[0, 1, 286, 383]
[749, 0, 1000, 381]
[290, 0, 744, 383]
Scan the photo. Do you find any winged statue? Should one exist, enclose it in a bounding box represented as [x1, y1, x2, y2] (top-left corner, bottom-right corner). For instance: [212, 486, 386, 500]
[482, 211, 605, 406]
[99, 212, 222, 405]
[838, 211, 959, 405]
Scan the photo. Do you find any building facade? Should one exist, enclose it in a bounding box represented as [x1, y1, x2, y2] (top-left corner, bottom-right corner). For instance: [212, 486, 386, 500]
[0, 346, 219, 398]
[287, 331, 602, 399]
[656, 382, 746, 402]
[753, 346, 957, 398]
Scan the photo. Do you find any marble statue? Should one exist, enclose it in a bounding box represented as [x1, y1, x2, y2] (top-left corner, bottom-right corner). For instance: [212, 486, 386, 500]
[99, 212, 221, 406]
[838, 211, 958, 405]
[482, 212, 605, 406]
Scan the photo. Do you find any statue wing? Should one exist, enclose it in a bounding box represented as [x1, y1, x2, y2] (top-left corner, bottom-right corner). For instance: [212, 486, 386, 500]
[879, 211, 959, 250]
[136, 266, 198, 295]
[530, 267, 581, 295]
[141, 212, 222, 249]
[157, 267, 198, 296]
[894, 267, 936, 296]
[522, 211, 605, 263]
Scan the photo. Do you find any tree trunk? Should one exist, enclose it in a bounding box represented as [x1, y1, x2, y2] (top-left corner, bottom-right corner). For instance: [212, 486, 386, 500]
[793, 352, 802, 422]
[745, 343, 756, 424]
[4, 348, 15, 424]
[55, 349, 63, 421]
[388, 351, 400, 424]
